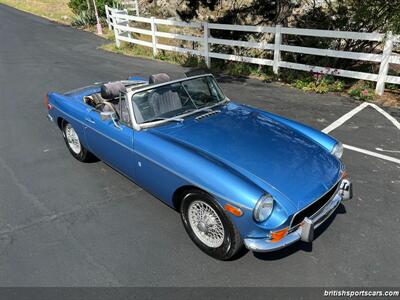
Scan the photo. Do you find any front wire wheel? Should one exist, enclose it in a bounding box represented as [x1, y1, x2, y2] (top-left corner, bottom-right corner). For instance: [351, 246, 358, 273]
[181, 190, 244, 260]
[188, 200, 225, 248]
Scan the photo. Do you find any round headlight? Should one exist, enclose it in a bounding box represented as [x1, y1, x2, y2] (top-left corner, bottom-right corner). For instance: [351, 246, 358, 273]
[331, 142, 343, 159]
[253, 194, 274, 222]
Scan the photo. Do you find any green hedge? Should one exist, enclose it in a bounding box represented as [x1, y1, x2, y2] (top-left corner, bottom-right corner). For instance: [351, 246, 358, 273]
[68, 0, 116, 18]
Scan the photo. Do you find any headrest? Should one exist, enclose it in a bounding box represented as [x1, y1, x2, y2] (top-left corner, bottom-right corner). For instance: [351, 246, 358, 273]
[100, 82, 127, 100]
[184, 68, 210, 77]
[149, 73, 170, 84]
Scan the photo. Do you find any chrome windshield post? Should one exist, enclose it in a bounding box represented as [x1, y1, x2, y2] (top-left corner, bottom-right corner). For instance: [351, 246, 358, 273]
[126, 90, 142, 131]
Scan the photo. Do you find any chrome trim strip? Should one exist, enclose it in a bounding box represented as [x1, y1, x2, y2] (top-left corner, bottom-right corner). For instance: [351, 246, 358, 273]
[126, 89, 141, 131]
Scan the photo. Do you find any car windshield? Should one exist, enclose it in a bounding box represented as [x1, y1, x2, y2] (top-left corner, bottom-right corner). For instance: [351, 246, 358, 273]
[131, 75, 226, 124]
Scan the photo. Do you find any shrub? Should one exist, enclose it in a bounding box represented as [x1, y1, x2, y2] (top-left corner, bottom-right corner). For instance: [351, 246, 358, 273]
[348, 80, 375, 100]
[386, 83, 400, 90]
[68, 0, 116, 18]
[225, 62, 253, 77]
[71, 10, 97, 27]
[291, 71, 344, 94]
[348, 81, 375, 101]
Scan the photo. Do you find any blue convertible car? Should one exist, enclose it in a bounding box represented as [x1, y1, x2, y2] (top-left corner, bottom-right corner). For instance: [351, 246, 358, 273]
[46, 73, 352, 260]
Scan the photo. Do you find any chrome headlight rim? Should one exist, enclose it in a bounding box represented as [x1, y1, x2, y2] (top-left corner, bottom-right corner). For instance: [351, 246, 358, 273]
[253, 194, 274, 223]
[331, 141, 343, 159]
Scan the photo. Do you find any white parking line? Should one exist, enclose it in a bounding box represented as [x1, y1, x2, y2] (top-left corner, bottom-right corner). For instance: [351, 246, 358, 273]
[322, 102, 369, 134]
[344, 144, 400, 164]
[375, 147, 400, 154]
[322, 102, 400, 165]
[368, 103, 400, 130]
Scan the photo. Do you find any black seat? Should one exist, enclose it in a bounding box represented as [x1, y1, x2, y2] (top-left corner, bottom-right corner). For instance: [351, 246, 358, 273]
[149, 90, 182, 116]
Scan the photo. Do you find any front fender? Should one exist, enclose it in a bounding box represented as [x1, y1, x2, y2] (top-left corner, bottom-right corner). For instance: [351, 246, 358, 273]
[134, 130, 291, 238]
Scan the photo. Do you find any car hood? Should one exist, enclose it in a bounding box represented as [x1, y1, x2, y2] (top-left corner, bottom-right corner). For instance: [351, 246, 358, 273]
[151, 103, 342, 209]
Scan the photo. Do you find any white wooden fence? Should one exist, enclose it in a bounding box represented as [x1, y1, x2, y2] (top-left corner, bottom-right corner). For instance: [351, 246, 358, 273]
[118, 0, 139, 16]
[105, 5, 400, 95]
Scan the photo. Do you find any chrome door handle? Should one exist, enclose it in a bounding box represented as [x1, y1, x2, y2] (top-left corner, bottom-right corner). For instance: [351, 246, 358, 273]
[85, 117, 95, 124]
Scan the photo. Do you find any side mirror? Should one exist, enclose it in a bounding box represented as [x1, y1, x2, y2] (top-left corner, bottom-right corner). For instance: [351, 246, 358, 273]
[100, 111, 121, 129]
[100, 111, 115, 121]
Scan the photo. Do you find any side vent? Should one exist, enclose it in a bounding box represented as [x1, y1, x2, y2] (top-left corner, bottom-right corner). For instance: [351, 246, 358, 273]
[195, 110, 220, 121]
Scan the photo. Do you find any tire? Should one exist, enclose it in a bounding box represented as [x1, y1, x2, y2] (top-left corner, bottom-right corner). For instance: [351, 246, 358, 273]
[61, 120, 95, 162]
[180, 190, 243, 260]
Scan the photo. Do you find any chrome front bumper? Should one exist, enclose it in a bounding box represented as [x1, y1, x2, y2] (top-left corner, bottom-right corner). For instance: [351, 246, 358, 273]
[244, 179, 352, 252]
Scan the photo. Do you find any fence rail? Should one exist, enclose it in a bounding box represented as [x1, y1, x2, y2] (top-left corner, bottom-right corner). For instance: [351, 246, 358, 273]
[105, 5, 400, 95]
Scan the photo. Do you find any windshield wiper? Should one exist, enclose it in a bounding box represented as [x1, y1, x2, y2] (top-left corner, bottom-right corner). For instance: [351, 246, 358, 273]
[143, 117, 184, 124]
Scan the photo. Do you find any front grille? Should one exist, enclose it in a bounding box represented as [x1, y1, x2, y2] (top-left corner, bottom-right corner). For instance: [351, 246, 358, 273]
[291, 182, 340, 228]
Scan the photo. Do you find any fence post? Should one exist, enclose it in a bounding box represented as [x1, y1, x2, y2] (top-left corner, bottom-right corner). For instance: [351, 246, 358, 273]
[203, 22, 211, 68]
[112, 10, 121, 48]
[135, 0, 139, 16]
[375, 32, 394, 95]
[123, 9, 132, 39]
[273, 24, 282, 74]
[105, 5, 111, 30]
[151, 17, 158, 57]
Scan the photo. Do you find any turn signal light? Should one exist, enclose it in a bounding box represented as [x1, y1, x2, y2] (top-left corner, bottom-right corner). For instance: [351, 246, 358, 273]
[270, 227, 289, 243]
[224, 204, 243, 217]
[342, 170, 349, 179]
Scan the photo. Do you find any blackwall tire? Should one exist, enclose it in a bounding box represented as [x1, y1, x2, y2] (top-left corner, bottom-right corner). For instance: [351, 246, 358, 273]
[180, 190, 243, 260]
[62, 120, 95, 163]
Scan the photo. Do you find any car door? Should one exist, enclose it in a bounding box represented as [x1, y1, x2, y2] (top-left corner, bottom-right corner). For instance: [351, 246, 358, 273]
[84, 97, 134, 180]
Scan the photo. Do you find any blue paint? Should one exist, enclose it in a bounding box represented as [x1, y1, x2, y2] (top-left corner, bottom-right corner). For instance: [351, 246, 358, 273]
[47, 79, 343, 239]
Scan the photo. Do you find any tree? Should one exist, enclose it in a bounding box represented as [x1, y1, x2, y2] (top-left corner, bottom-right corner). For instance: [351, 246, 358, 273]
[176, 0, 400, 70]
[289, 0, 400, 69]
[177, 0, 300, 26]
[177, 0, 400, 33]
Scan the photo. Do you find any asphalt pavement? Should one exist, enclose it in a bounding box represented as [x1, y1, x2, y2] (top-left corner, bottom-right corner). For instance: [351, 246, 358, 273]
[0, 4, 399, 286]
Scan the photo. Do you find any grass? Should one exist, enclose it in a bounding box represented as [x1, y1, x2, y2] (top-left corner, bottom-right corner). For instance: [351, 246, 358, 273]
[100, 41, 206, 68]
[101, 42, 154, 59]
[0, 0, 73, 24]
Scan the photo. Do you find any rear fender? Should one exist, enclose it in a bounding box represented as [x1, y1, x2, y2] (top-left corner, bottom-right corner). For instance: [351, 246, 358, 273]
[47, 92, 90, 148]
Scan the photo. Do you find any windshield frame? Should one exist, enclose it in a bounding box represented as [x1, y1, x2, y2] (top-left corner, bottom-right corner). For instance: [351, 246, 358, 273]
[127, 74, 229, 130]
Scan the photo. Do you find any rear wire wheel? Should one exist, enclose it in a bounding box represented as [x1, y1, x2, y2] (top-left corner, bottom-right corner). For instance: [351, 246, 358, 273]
[62, 120, 95, 162]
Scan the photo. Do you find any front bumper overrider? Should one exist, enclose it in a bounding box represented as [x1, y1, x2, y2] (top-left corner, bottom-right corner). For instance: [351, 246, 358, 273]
[244, 179, 352, 252]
